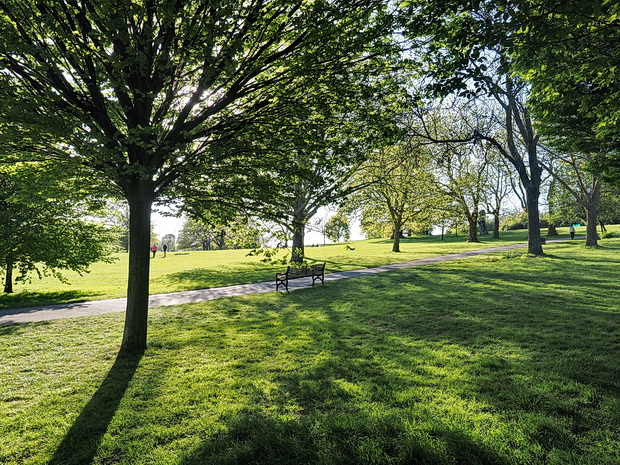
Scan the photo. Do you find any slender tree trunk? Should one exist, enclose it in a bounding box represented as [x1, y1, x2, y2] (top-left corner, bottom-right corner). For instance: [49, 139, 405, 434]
[3, 260, 13, 293]
[526, 185, 544, 255]
[121, 189, 153, 353]
[391, 217, 402, 252]
[492, 212, 501, 239]
[585, 184, 601, 247]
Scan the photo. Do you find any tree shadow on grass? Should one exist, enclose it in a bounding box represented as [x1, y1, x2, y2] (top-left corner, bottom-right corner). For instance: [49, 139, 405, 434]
[164, 290, 511, 465]
[0, 290, 102, 311]
[48, 350, 143, 465]
[157, 264, 276, 289]
[179, 408, 507, 465]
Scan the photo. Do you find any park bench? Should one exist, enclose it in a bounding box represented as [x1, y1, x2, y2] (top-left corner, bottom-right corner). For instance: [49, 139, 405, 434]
[275, 262, 326, 292]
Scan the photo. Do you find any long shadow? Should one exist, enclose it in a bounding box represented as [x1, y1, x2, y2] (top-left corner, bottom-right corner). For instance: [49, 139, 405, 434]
[0, 290, 100, 311]
[157, 264, 276, 289]
[169, 287, 511, 465]
[48, 350, 143, 465]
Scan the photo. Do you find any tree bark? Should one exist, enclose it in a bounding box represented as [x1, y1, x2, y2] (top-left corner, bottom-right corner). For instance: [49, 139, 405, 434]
[467, 217, 479, 242]
[3, 260, 13, 293]
[492, 212, 501, 238]
[290, 226, 305, 263]
[526, 184, 544, 255]
[121, 189, 153, 353]
[585, 183, 601, 247]
[547, 225, 558, 236]
[392, 219, 402, 252]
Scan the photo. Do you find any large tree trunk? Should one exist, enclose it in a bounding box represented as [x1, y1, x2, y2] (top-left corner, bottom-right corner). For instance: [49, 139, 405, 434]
[290, 226, 305, 263]
[585, 183, 601, 247]
[467, 217, 479, 242]
[3, 260, 13, 293]
[121, 189, 153, 353]
[547, 225, 558, 236]
[526, 185, 544, 255]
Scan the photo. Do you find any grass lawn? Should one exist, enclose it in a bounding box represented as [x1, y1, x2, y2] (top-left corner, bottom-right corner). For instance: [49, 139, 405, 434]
[0, 237, 619, 464]
[0, 226, 597, 310]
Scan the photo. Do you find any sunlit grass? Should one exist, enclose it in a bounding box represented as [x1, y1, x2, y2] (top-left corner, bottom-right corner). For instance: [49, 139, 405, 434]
[0, 237, 618, 464]
[0, 225, 601, 310]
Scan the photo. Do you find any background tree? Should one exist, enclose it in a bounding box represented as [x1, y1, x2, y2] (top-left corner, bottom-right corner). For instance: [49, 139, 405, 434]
[161, 234, 176, 252]
[430, 141, 489, 243]
[0, 0, 394, 351]
[348, 143, 435, 252]
[0, 164, 114, 293]
[410, 103, 496, 242]
[484, 151, 515, 238]
[177, 219, 215, 251]
[100, 201, 130, 252]
[324, 212, 351, 243]
[539, 149, 602, 246]
[401, 4, 547, 254]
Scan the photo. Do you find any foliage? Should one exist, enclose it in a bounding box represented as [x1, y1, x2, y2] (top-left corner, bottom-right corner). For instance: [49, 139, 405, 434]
[509, 1, 620, 180]
[324, 212, 351, 243]
[181, 68, 406, 263]
[0, 164, 115, 292]
[98, 201, 130, 252]
[500, 209, 528, 231]
[347, 143, 436, 252]
[0, 0, 397, 350]
[177, 217, 262, 251]
[400, 0, 546, 255]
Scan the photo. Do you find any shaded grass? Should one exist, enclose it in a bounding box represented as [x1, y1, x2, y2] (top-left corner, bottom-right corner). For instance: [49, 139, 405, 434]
[1, 239, 619, 464]
[0, 226, 597, 310]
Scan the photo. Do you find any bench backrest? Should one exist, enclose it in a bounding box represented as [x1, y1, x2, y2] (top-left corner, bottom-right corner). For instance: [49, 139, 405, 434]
[310, 263, 325, 273]
[287, 267, 308, 278]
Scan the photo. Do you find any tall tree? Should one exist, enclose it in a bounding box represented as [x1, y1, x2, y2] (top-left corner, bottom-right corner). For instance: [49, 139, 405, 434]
[181, 81, 402, 262]
[0, 0, 394, 351]
[401, 2, 547, 254]
[409, 103, 499, 243]
[348, 143, 435, 252]
[539, 150, 602, 246]
[508, 1, 620, 181]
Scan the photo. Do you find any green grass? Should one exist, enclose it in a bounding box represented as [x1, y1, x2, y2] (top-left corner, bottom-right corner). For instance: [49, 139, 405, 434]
[0, 226, 596, 310]
[1, 237, 619, 464]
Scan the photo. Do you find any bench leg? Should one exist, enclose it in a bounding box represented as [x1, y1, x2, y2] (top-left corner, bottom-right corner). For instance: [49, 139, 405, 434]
[279, 279, 288, 292]
[276, 278, 289, 292]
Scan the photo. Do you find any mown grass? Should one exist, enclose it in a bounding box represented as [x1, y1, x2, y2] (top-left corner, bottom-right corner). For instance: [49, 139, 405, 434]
[0, 226, 597, 310]
[1, 238, 619, 464]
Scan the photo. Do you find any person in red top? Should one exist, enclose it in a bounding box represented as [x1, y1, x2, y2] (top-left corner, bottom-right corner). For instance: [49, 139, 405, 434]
[151, 244, 158, 258]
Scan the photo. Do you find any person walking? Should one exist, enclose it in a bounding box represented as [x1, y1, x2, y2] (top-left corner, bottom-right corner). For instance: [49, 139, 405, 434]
[162, 243, 168, 258]
[151, 244, 158, 258]
[569, 225, 575, 239]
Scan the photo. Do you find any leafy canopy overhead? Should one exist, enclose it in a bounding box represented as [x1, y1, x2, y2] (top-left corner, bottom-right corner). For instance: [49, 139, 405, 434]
[0, 0, 395, 198]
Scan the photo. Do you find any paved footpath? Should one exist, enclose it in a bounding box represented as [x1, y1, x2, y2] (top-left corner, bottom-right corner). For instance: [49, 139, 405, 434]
[0, 239, 574, 326]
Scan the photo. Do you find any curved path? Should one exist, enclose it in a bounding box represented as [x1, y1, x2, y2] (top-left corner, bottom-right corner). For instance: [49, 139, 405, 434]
[0, 239, 574, 326]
